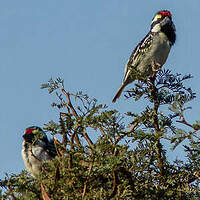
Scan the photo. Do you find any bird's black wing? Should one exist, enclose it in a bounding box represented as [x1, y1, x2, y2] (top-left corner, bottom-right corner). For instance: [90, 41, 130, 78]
[123, 32, 154, 83]
[127, 31, 154, 68]
[46, 139, 57, 158]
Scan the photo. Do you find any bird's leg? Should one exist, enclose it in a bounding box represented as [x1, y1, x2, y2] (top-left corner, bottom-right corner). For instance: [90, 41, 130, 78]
[150, 61, 161, 83]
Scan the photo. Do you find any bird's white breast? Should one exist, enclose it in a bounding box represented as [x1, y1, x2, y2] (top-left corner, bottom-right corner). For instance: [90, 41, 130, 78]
[21, 141, 52, 177]
[137, 32, 170, 75]
[152, 32, 171, 65]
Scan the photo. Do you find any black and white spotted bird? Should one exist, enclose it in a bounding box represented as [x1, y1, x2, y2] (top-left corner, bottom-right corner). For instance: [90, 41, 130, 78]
[112, 10, 176, 103]
[21, 126, 57, 177]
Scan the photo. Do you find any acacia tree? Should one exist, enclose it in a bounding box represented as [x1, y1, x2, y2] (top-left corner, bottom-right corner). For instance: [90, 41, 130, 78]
[0, 69, 200, 199]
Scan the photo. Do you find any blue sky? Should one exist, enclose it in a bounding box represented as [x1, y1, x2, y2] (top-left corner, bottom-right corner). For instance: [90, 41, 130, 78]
[1, 1, 200, 179]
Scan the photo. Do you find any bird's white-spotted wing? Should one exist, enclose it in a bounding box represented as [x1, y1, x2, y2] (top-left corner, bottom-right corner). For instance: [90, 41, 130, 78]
[123, 32, 155, 83]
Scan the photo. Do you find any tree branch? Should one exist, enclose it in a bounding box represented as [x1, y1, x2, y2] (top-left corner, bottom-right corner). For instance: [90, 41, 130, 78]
[41, 183, 51, 200]
[70, 124, 81, 150]
[151, 79, 164, 176]
[83, 128, 93, 147]
[62, 88, 81, 146]
[59, 112, 69, 147]
[108, 171, 118, 199]
[61, 88, 79, 119]
[176, 118, 200, 131]
[82, 162, 93, 198]
[114, 121, 138, 145]
[98, 126, 106, 137]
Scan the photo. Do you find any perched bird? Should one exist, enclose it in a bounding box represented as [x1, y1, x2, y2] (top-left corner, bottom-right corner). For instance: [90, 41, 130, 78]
[21, 126, 57, 177]
[112, 10, 176, 103]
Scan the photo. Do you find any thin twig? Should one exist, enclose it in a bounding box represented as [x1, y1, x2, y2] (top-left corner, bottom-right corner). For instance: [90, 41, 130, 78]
[83, 128, 93, 147]
[61, 88, 79, 119]
[114, 121, 138, 145]
[98, 126, 106, 137]
[41, 184, 51, 200]
[74, 134, 81, 147]
[82, 162, 93, 198]
[177, 118, 200, 131]
[62, 88, 81, 146]
[68, 153, 72, 169]
[127, 121, 139, 134]
[151, 78, 164, 176]
[110, 171, 118, 199]
[53, 137, 69, 156]
[70, 124, 80, 150]
[59, 112, 69, 147]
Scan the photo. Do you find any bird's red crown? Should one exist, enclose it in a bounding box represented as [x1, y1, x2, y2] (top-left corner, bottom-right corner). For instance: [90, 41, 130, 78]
[159, 10, 171, 17]
[24, 128, 34, 135]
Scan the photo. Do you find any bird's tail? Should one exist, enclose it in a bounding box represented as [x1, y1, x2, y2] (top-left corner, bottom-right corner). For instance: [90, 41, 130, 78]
[112, 84, 126, 103]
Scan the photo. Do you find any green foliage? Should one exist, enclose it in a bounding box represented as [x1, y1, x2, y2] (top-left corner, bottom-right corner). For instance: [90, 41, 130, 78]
[1, 70, 199, 199]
